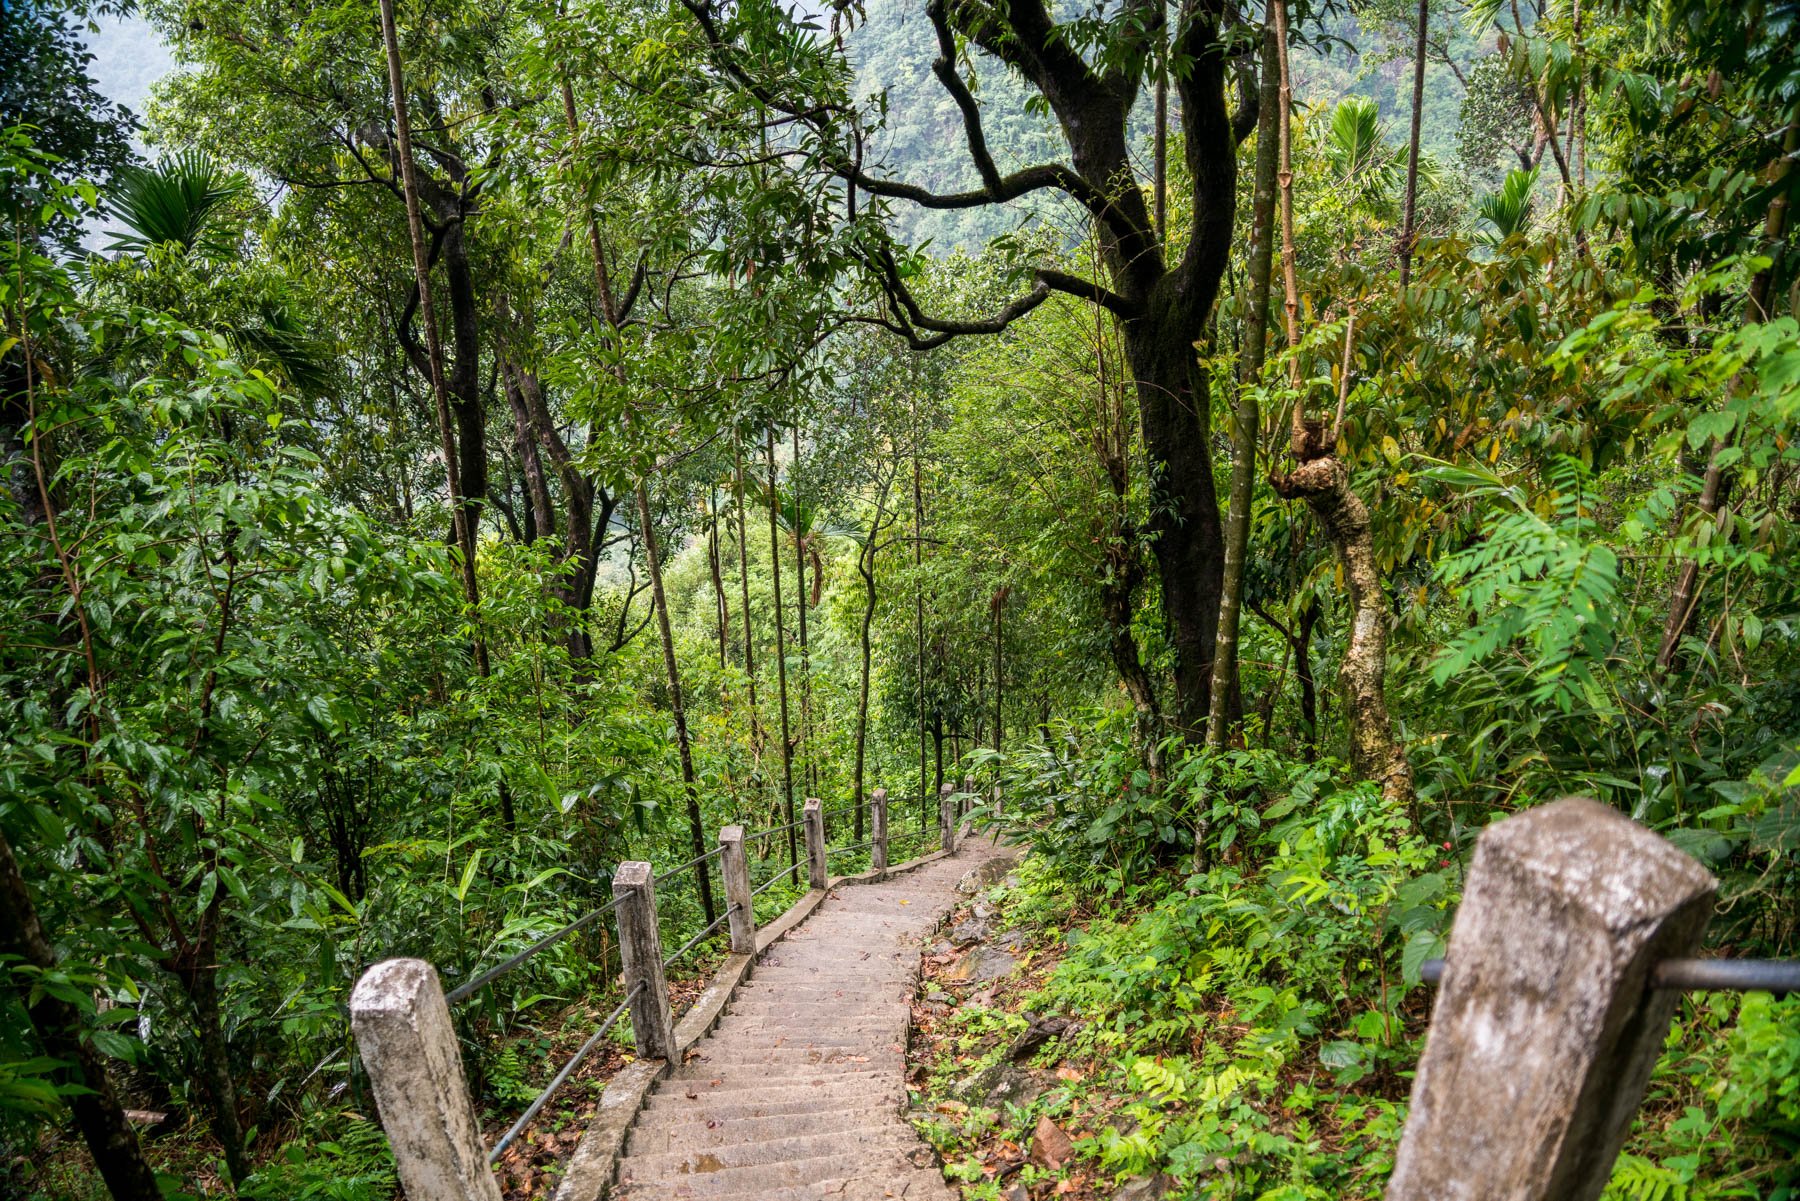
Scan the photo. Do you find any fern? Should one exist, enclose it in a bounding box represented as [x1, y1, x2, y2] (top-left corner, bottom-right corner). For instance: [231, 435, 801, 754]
[1605, 1153, 1689, 1201]
[1426, 457, 1625, 714]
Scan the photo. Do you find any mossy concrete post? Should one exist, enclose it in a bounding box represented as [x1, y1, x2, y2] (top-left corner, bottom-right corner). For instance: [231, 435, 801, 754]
[803, 797, 827, 890]
[871, 788, 889, 875]
[719, 825, 756, 954]
[939, 784, 957, 855]
[1386, 798, 1716, 1201]
[349, 959, 503, 1201]
[613, 861, 675, 1061]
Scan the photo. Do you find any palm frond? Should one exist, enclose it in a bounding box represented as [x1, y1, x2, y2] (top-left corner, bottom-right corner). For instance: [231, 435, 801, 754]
[102, 150, 247, 258]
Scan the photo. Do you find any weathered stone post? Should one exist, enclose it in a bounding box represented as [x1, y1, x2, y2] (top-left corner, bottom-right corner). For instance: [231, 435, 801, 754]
[803, 797, 828, 890]
[349, 959, 504, 1201]
[612, 861, 675, 1061]
[939, 784, 958, 855]
[871, 788, 889, 875]
[719, 825, 756, 954]
[961, 775, 975, 818]
[1385, 798, 1716, 1201]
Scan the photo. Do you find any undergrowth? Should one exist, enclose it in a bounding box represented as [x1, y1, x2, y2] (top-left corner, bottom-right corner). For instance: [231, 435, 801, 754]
[910, 746, 1800, 1200]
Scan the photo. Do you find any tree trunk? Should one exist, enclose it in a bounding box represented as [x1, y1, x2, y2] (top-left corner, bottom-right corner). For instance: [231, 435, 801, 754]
[1206, 19, 1280, 749]
[635, 484, 718, 925]
[854, 486, 892, 844]
[1398, 0, 1429, 285]
[791, 426, 817, 799]
[709, 485, 730, 670]
[733, 436, 764, 760]
[913, 434, 928, 817]
[1656, 115, 1797, 674]
[176, 919, 249, 1186]
[1269, 0, 1410, 807]
[767, 429, 798, 865]
[1131, 318, 1226, 739]
[378, 0, 487, 675]
[0, 830, 161, 1201]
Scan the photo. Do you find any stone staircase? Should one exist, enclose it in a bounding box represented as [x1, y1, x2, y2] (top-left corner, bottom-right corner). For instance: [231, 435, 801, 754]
[612, 844, 1010, 1199]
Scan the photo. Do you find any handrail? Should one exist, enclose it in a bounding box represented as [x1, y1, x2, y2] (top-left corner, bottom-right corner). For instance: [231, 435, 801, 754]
[749, 860, 801, 900]
[653, 843, 724, 884]
[444, 893, 628, 1006]
[486, 982, 642, 1163]
[663, 905, 739, 969]
[351, 777, 964, 1196]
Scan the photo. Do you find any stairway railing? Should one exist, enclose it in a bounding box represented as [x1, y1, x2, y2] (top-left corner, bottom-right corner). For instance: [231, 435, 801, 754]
[348, 784, 966, 1200]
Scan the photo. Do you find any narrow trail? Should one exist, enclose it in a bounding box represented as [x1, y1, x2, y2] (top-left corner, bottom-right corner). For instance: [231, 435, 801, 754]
[612, 840, 1014, 1200]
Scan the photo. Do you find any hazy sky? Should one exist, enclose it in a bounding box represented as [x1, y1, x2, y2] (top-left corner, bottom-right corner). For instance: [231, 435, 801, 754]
[85, 13, 176, 142]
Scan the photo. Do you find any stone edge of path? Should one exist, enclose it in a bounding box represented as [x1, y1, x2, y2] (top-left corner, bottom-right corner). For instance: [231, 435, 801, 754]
[552, 845, 977, 1201]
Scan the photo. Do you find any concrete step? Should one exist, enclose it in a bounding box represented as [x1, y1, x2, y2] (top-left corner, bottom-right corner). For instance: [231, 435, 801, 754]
[643, 1083, 905, 1119]
[664, 1064, 895, 1091]
[613, 1167, 952, 1201]
[680, 1047, 904, 1071]
[627, 1107, 892, 1154]
[616, 1141, 928, 1197]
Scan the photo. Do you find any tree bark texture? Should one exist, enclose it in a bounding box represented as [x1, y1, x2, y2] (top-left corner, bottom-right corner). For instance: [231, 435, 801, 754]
[1206, 19, 1280, 749]
[378, 0, 487, 674]
[767, 430, 798, 865]
[1397, 0, 1429, 285]
[1268, 0, 1410, 806]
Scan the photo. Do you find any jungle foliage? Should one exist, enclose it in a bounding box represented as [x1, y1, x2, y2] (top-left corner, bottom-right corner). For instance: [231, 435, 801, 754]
[2, 0, 1798, 1197]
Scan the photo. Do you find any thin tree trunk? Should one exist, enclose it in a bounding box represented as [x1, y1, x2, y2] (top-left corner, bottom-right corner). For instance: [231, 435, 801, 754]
[1206, 19, 1280, 749]
[636, 483, 718, 925]
[379, 0, 487, 675]
[791, 426, 816, 799]
[913, 435, 928, 819]
[1398, 0, 1429, 286]
[854, 483, 893, 844]
[733, 436, 764, 762]
[177, 922, 248, 1185]
[767, 429, 798, 865]
[0, 831, 161, 1201]
[709, 484, 730, 670]
[1269, 0, 1412, 808]
[1656, 115, 1797, 673]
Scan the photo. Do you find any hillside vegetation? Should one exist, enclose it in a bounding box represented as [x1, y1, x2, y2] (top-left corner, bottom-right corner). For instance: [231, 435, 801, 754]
[2, 0, 1797, 1198]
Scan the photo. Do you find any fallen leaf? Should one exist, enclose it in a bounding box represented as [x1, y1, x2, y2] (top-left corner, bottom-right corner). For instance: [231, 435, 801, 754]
[1056, 1067, 1085, 1083]
[935, 1100, 969, 1115]
[1031, 1115, 1074, 1169]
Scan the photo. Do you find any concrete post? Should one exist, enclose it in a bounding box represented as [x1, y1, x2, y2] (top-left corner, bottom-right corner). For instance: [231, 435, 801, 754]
[1386, 798, 1716, 1201]
[612, 862, 675, 1061]
[871, 788, 889, 875]
[719, 826, 756, 954]
[803, 797, 827, 890]
[939, 784, 957, 855]
[349, 959, 504, 1201]
[961, 775, 975, 818]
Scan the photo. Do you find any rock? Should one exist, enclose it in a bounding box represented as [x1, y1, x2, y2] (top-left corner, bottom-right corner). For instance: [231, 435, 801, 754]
[950, 917, 992, 946]
[1006, 1014, 1076, 1062]
[1029, 1115, 1074, 1169]
[1116, 1173, 1175, 1200]
[947, 946, 1017, 983]
[994, 929, 1027, 952]
[972, 900, 996, 920]
[928, 939, 953, 957]
[925, 989, 954, 1006]
[957, 858, 1014, 894]
[957, 1060, 1042, 1109]
[1003, 873, 1022, 888]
